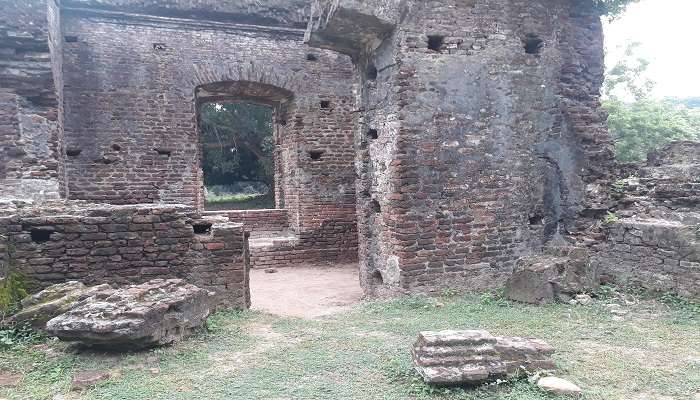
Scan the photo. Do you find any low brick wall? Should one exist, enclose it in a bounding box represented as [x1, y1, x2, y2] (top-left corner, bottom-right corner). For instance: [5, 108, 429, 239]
[204, 209, 289, 237]
[593, 219, 700, 298]
[208, 208, 358, 269]
[0, 203, 250, 308]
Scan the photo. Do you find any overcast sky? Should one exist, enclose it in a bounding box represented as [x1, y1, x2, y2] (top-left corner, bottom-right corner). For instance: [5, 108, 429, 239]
[603, 0, 700, 99]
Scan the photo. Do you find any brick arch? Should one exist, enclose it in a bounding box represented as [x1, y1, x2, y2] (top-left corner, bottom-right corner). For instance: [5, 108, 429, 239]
[189, 62, 303, 101]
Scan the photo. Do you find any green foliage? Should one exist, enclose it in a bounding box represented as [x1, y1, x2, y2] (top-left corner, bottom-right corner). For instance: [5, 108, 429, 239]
[0, 268, 30, 317]
[0, 322, 45, 350]
[603, 42, 700, 163]
[479, 290, 510, 307]
[198, 103, 275, 189]
[604, 99, 700, 163]
[659, 292, 700, 318]
[3, 293, 700, 399]
[603, 212, 619, 224]
[611, 179, 627, 193]
[595, 284, 620, 301]
[604, 42, 655, 102]
[594, 0, 640, 18]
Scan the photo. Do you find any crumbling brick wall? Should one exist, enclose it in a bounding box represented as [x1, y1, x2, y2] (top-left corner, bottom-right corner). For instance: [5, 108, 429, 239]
[596, 219, 699, 298]
[0, 203, 250, 308]
[0, 0, 62, 201]
[308, 0, 613, 294]
[593, 141, 700, 298]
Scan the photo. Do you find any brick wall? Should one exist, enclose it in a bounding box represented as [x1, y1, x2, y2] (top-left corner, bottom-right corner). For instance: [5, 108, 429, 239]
[0, 0, 62, 201]
[63, 0, 311, 28]
[592, 141, 700, 298]
[0, 203, 250, 308]
[204, 209, 289, 237]
[309, 0, 613, 294]
[595, 219, 699, 298]
[59, 6, 359, 263]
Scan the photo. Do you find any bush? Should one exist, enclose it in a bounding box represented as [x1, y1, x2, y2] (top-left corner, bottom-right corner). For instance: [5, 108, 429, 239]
[0, 322, 45, 349]
[0, 268, 30, 318]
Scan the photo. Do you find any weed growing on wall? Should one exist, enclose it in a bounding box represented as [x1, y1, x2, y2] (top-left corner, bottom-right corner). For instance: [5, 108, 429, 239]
[603, 212, 620, 224]
[0, 236, 30, 318]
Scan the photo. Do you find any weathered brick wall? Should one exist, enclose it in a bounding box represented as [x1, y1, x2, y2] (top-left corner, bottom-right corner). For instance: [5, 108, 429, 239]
[63, 0, 311, 27]
[595, 219, 699, 298]
[59, 5, 359, 261]
[204, 209, 289, 237]
[0, 203, 250, 308]
[309, 0, 613, 294]
[0, 0, 62, 200]
[593, 141, 700, 299]
[205, 207, 357, 268]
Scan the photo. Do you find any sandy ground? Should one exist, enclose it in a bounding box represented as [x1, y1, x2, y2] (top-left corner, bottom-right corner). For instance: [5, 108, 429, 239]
[249, 263, 363, 318]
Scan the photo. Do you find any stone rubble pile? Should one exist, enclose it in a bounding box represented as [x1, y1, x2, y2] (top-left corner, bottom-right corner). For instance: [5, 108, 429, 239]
[412, 330, 555, 385]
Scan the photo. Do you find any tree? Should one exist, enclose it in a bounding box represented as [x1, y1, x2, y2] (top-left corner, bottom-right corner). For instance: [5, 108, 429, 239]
[594, 0, 640, 18]
[603, 42, 655, 102]
[198, 102, 275, 193]
[605, 100, 700, 163]
[603, 43, 700, 163]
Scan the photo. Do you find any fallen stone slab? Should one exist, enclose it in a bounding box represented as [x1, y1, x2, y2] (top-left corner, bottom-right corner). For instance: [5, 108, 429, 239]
[537, 376, 582, 397]
[0, 372, 22, 388]
[46, 279, 214, 349]
[6, 281, 111, 329]
[71, 370, 110, 391]
[412, 330, 555, 385]
[505, 247, 598, 304]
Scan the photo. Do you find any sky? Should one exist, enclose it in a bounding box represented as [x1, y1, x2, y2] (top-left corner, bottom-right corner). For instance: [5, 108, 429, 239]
[603, 0, 700, 99]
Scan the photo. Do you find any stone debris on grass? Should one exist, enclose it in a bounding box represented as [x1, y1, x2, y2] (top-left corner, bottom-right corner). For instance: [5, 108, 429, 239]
[412, 330, 555, 385]
[505, 247, 599, 305]
[537, 376, 582, 397]
[571, 294, 593, 306]
[46, 279, 214, 349]
[0, 373, 22, 388]
[71, 370, 110, 391]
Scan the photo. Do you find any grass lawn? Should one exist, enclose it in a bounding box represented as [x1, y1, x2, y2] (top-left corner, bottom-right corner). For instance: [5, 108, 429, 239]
[1, 292, 698, 400]
[204, 193, 275, 211]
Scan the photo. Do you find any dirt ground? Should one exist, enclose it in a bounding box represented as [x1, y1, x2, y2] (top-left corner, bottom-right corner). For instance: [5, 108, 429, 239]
[249, 262, 363, 318]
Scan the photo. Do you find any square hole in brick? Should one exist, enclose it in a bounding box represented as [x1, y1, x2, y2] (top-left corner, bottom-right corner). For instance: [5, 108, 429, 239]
[320, 100, 331, 109]
[30, 229, 53, 243]
[64, 36, 78, 43]
[154, 148, 172, 157]
[523, 35, 544, 55]
[367, 129, 379, 139]
[306, 53, 318, 61]
[371, 270, 384, 285]
[529, 214, 544, 225]
[66, 148, 82, 157]
[370, 199, 381, 213]
[427, 35, 445, 52]
[309, 150, 324, 160]
[366, 64, 378, 81]
[192, 222, 212, 235]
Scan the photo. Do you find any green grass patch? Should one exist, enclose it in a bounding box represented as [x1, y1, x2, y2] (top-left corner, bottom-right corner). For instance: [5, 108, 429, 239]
[204, 193, 275, 210]
[1, 295, 698, 400]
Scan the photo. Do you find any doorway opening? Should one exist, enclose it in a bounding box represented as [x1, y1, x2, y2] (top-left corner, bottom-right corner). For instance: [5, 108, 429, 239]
[198, 102, 276, 210]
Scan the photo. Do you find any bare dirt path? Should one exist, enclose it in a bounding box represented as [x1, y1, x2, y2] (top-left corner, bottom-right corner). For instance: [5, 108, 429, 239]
[249, 262, 363, 318]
